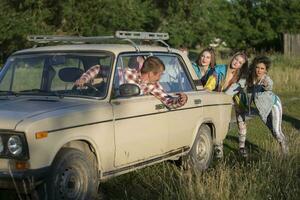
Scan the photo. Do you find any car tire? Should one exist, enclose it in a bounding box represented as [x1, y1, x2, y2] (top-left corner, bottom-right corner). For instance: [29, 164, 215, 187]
[46, 148, 99, 200]
[182, 124, 213, 172]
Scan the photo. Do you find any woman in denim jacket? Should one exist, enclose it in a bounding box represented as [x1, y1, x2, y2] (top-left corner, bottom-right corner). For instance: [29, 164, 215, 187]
[246, 56, 288, 155]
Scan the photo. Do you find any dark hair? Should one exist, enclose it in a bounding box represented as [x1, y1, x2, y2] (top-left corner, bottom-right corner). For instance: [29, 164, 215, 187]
[196, 47, 216, 68]
[251, 55, 271, 70]
[229, 51, 249, 80]
[248, 55, 271, 85]
[141, 56, 165, 74]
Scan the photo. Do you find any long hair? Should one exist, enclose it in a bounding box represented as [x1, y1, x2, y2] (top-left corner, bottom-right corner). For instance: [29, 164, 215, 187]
[196, 47, 216, 68]
[248, 55, 271, 86]
[229, 51, 249, 80]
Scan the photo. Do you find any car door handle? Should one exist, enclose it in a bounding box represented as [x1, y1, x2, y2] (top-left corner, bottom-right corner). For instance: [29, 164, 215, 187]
[194, 99, 202, 105]
[155, 104, 166, 110]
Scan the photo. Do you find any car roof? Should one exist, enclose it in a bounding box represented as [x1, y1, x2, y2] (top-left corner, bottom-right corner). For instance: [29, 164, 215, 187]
[13, 44, 181, 55]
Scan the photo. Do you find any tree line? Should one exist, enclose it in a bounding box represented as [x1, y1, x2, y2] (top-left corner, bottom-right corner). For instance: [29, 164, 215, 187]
[0, 0, 299, 64]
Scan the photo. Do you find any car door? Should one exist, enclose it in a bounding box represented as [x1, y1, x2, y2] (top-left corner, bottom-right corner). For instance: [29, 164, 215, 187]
[156, 54, 203, 151]
[111, 54, 169, 167]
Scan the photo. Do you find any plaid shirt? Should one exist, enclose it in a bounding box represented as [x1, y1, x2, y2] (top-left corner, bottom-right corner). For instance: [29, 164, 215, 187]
[78, 65, 185, 109]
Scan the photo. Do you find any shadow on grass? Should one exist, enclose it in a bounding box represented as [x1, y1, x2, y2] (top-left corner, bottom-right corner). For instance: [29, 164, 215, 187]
[224, 135, 264, 154]
[219, 135, 269, 166]
[282, 114, 300, 130]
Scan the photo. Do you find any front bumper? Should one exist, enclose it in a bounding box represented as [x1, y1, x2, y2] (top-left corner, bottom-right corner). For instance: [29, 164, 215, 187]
[0, 166, 50, 191]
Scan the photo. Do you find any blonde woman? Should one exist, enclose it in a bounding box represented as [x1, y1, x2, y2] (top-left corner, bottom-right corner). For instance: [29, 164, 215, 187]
[205, 52, 249, 158]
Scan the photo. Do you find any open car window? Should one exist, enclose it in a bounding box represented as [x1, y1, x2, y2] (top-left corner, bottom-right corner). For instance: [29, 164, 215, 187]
[157, 54, 193, 93]
[112, 53, 193, 98]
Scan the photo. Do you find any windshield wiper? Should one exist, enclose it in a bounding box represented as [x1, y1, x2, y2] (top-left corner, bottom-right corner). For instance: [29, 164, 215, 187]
[0, 90, 19, 96]
[19, 89, 49, 93]
[19, 89, 64, 99]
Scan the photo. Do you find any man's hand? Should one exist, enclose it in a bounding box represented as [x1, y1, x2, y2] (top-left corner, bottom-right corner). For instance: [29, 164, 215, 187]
[177, 93, 188, 105]
[74, 78, 86, 87]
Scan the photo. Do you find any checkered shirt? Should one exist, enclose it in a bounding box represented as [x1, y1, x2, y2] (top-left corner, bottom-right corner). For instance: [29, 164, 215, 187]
[78, 65, 185, 109]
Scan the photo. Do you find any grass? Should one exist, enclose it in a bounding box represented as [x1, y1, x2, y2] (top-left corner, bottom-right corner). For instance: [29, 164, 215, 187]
[100, 92, 299, 200]
[99, 54, 300, 200]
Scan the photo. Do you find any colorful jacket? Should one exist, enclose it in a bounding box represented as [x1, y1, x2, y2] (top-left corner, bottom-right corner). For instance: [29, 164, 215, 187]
[204, 64, 227, 91]
[192, 62, 215, 87]
[204, 64, 246, 94]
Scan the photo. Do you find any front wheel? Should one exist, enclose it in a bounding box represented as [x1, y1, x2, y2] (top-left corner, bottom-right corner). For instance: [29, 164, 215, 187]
[183, 124, 213, 172]
[46, 148, 99, 200]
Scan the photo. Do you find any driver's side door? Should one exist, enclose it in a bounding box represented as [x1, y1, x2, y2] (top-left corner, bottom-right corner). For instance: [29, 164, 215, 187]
[111, 54, 169, 167]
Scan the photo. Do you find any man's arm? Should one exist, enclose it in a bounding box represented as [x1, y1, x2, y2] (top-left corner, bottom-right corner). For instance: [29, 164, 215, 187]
[150, 83, 188, 109]
[75, 65, 101, 87]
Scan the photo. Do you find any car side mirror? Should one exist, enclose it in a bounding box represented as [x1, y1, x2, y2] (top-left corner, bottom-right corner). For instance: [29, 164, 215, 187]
[119, 83, 140, 97]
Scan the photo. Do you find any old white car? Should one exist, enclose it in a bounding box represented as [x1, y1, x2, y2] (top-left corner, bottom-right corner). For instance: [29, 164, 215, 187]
[0, 31, 232, 199]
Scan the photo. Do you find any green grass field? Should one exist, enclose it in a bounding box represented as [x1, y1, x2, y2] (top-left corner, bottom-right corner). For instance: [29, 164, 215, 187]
[0, 54, 299, 199]
[99, 54, 300, 200]
[100, 91, 299, 200]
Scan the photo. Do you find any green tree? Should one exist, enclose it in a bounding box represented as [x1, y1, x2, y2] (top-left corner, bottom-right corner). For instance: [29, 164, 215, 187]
[58, 0, 160, 36]
[157, 0, 218, 48]
[0, 0, 53, 63]
[221, 0, 300, 51]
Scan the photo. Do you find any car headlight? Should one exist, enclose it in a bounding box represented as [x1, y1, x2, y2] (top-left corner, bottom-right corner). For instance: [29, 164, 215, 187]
[7, 135, 23, 156]
[0, 131, 29, 160]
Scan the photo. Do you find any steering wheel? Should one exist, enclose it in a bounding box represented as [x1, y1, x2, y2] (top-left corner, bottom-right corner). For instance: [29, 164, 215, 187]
[72, 83, 99, 92]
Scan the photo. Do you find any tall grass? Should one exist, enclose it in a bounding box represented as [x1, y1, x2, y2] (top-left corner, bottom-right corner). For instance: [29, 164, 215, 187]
[269, 54, 300, 93]
[101, 54, 300, 200]
[102, 117, 299, 200]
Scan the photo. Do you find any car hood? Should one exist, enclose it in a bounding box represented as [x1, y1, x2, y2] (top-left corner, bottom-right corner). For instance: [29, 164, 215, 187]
[0, 96, 94, 130]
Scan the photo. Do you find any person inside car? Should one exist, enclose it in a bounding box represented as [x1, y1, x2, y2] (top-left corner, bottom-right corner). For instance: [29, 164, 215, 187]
[75, 56, 188, 109]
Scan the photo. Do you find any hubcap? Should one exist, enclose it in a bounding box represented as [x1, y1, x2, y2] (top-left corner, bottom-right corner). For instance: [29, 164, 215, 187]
[195, 135, 209, 163]
[58, 167, 83, 198]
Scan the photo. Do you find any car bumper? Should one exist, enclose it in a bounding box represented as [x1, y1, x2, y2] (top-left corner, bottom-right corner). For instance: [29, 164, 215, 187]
[0, 167, 50, 191]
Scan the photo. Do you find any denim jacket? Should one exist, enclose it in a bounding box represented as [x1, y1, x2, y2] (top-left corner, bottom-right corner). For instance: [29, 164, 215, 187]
[249, 75, 277, 123]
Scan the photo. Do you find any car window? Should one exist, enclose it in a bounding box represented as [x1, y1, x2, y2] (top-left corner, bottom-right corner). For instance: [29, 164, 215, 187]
[157, 55, 193, 93]
[113, 53, 192, 97]
[0, 56, 44, 91]
[113, 54, 147, 96]
[0, 52, 113, 98]
[50, 57, 85, 91]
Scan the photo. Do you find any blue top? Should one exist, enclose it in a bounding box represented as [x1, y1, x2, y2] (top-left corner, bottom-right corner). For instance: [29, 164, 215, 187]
[192, 62, 215, 86]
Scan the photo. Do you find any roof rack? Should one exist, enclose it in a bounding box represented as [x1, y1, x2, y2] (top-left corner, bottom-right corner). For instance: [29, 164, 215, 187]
[27, 35, 114, 44]
[115, 31, 169, 40]
[27, 31, 171, 51]
[115, 31, 170, 52]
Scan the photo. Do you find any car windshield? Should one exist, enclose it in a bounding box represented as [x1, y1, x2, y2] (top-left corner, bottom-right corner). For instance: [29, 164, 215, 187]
[0, 52, 113, 98]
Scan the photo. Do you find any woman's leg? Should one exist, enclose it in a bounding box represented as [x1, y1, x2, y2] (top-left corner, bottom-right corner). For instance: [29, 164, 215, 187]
[235, 106, 248, 157]
[265, 99, 288, 154]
